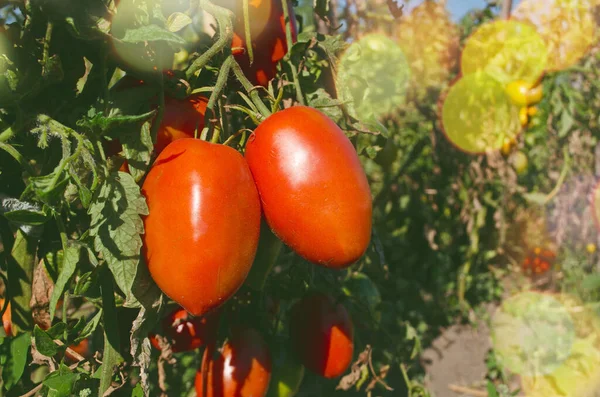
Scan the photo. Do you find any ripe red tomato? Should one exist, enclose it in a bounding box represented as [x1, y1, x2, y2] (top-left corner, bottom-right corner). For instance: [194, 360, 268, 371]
[142, 138, 261, 316]
[195, 328, 272, 397]
[229, 0, 297, 87]
[289, 293, 354, 379]
[154, 95, 208, 154]
[149, 308, 219, 353]
[244, 106, 372, 268]
[0, 298, 11, 337]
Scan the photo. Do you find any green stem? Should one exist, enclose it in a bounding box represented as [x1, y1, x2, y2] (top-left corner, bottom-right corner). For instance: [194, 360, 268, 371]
[209, 57, 233, 143]
[231, 59, 271, 118]
[0, 126, 15, 143]
[186, 0, 235, 79]
[281, 0, 293, 55]
[289, 62, 305, 106]
[0, 141, 35, 176]
[41, 21, 53, 76]
[243, 0, 253, 65]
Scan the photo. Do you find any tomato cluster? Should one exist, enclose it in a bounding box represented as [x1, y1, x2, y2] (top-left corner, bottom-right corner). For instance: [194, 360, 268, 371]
[124, 2, 371, 394]
[522, 247, 556, 275]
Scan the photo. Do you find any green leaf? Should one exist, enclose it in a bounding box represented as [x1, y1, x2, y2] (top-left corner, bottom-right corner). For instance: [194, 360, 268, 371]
[34, 325, 58, 357]
[307, 88, 344, 123]
[558, 107, 574, 137]
[7, 230, 36, 332]
[44, 364, 80, 397]
[166, 12, 192, 32]
[88, 172, 148, 305]
[79, 110, 157, 135]
[487, 381, 500, 397]
[3, 332, 31, 389]
[49, 243, 81, 319]
[121, 24, 186, 45]
[74, 309, 103, 344]
[131, 383, 144, 397]
[45, 322, 67, 339]
[3, 209, 48, 226]
[121, 120, 154, 183]
[28, 167, 70, 208]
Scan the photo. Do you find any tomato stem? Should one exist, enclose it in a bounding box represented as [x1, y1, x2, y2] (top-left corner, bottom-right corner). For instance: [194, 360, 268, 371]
[186, 0, 235, 80]
[208, 56, 233, 143]
[231, 58, 272, 118]
[242, 0, 254, 65]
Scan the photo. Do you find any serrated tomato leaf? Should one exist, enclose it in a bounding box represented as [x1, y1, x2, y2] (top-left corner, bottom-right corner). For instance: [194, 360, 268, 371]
[88, 172, 148, 305]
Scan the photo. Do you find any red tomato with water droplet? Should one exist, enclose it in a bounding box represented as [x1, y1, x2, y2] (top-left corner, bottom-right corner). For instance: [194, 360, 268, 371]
[289, 293, 354, 379]
[245, 106, 372, 268]
[142, 139, 261, 316]
[195, 328, 272, 397]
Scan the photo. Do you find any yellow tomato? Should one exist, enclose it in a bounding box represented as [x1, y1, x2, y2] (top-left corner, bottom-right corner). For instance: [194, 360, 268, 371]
[506, 80, 531, 107]
[511, 151, 528, 175]
[501, 137, 516, 156]
[527, 106, 539, 117]
[527, 85, 543, 105]
[506, 81, 543, 107]
[587, 243, 597, 254]
[519, 107, 529, 128]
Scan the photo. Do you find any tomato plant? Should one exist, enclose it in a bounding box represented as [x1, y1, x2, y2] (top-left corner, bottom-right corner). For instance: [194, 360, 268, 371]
[195, 327, 272, 397]
[289, 293, 354, 379]
[245, 106, 372, 269]
[142, 138, 261, 316]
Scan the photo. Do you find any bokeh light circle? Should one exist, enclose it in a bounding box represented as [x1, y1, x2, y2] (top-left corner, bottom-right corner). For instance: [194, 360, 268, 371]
[513, 0, 598, 72]
[491, 291, 576, 378]
[336, 33, 410, 122]
[461, 20, 548, 86]
[516, 292, 600, 396]
[441, 72, 520, 154]
[396, 1, 460, 88]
